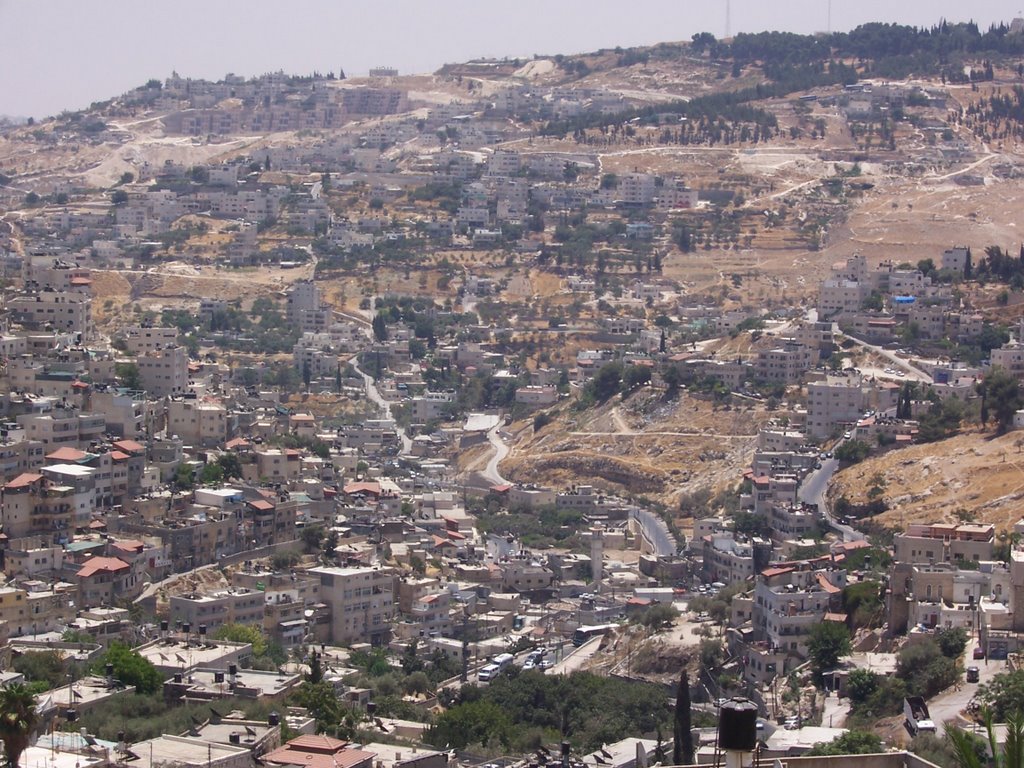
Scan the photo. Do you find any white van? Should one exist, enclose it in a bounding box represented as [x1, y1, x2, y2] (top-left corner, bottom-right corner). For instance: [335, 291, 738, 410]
[478, 663, 501, 682]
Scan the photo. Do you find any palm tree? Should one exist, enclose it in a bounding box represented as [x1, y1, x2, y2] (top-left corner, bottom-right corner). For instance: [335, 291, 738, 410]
[946, 707, 1024, 768]
[0, 684, 39, 768]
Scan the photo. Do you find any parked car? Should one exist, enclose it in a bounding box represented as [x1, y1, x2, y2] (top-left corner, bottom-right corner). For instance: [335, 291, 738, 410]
[973, 646, 986, 660]
[966, 666, 980, 683]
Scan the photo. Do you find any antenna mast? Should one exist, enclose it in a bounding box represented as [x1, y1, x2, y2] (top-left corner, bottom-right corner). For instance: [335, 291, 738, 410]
[726, 0, 732, 39]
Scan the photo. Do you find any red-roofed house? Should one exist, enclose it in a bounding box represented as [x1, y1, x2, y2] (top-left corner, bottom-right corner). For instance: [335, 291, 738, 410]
[343, 481, 381, 499]
[0, 473, 85, 538]
[75, 555, 144, 607]
[263, 735, 374, 768]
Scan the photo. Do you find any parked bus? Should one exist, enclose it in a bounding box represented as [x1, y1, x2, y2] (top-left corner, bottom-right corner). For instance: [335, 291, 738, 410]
[572, 623, 618, 647]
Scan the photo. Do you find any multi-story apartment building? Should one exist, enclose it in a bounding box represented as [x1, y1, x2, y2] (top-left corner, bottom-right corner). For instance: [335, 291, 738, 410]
[136, 346, 190, 398]
[0, 582, 76, 637]
[8, 291, 93, 340]
[310, 566, 394, 647]
[893, 523, 995, 566]
[752, 564, 846, 658]
[16, 406, 106, 449]
[755, 342, 815, 384]
[122, 326, 179, 355]
[166, 397, 228, 448]
[806, 375, 866, 440]
[702, 532, 770, 585]
[169, 587, 266, 632]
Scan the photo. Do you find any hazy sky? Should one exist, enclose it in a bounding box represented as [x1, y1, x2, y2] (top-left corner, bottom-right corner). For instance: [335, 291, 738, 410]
[1, 0, 1020, 118]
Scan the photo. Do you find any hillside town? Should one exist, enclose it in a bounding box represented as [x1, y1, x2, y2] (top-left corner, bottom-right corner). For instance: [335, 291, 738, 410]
[5, 16, 1024, 768]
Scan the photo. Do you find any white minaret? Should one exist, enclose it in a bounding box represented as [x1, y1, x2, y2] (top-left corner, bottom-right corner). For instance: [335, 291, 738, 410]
[590, 525, 604, 583]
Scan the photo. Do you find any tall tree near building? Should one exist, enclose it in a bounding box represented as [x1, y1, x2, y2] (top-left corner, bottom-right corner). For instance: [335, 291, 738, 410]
[673, 669, 695, 766]
[0, 684, 37, 768]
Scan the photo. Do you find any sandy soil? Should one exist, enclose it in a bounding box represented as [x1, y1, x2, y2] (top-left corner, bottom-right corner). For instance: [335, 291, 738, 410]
[830, 429, 1024, 533]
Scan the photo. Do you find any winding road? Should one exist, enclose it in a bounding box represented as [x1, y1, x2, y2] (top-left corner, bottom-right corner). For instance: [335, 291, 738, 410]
[482, 424, 510, 486]
[798, 456, 865, 542]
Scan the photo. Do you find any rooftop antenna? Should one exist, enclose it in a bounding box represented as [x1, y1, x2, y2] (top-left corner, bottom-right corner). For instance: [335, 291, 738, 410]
[828, 0, 832, 34]
[725, 0, 732, 39]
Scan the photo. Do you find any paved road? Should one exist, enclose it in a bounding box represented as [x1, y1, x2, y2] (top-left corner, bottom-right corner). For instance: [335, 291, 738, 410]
[481, 424, 510, 486]
[546, 636, 603, 675]
[350, 355, 413, 456]
[926, 639, 1004, 729]
[631, 508, 676, 557]
[840, 332, 933, 384]
[798, 457, 865, 542]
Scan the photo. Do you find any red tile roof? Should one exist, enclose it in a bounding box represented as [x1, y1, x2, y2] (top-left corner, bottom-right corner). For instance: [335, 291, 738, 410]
[46, 447, 88, 462]
[110, 451, 131, 461]
[344, 482, 381, 496]
[111, 540, 145, 553]
[816, 574, 841, 594]
[76, 557, 130, 578]
[113, 439, 145, 454]
[5, 473, 42, 490]
[263, 734, 376, 768]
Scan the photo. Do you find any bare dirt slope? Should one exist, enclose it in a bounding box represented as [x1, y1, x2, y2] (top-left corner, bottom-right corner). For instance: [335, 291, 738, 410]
[829, 429, 1024, 532]
[495, 389, 768, 506]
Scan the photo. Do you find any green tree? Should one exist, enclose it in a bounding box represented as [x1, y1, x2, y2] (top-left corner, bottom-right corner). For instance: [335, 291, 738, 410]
[12, 651, 66, 690]
[806, 729, 882, 756]
[835, 439, 871, 463]
[621, 365, 652, 394]
[174, 462, 195, 491]
[946, 707, 1024, 768]
[674, 669, 694, 766]
[807, 621, 851, 677]
[427, 699, 512, 750]
[115, 362, 143, 391]
[663, 365, 683, 397]
[198, 462, 224, 485]
[0, 684, 39, 768]
[372, 313, 388, 342]
[897, 639, 958, 699]
[98, 643, 162, 694]
[216, 452, 243, 480]
[979, 670, 1024, 721]
[979, 367, 1023, 434]
[214, 623, 267, 658]
[638, 603, 679, 629]
[846, 669, 879, 705]
[588, 361, 624, 403]
[937, 627, 968, 659]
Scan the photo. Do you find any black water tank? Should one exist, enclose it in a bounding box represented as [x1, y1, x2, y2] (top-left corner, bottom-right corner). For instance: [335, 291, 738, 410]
[182, 622, 191, 634]
[173, 672, 183, 683]
[229, 663, 238, 676]
[268, 712, 281, 727]
[160, 620, 169, 632]
[719, 698, 758, 752]
[366, 701, 377, 715]
[66, 708, 77, 723]
[229, 733, 241, 745]
[214, 671, 225, 683]
[199, 624, 207, 636]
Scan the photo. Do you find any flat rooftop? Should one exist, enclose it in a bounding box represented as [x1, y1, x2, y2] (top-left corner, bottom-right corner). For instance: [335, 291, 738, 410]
[136, 639, 251, 673]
